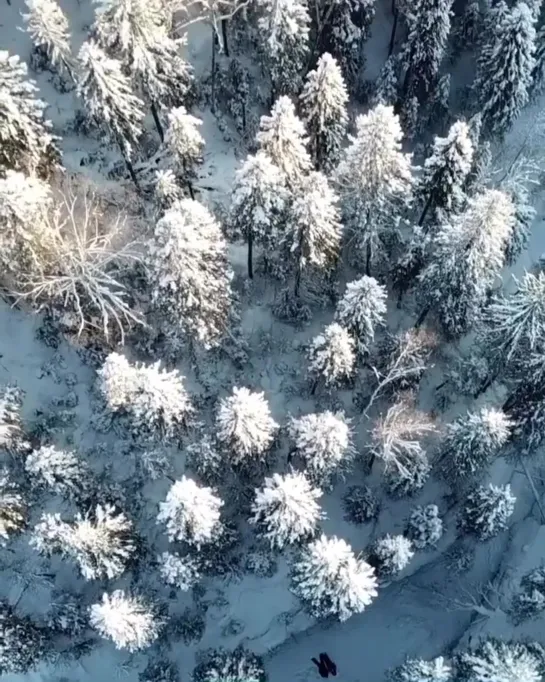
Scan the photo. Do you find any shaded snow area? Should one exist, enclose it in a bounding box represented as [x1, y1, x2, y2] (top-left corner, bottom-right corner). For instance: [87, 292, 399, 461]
[3, 0, 545, 682]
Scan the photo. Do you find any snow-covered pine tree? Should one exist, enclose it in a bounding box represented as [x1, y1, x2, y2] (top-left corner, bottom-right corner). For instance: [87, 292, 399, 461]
[256, 96, 312, 185]
[299, 53, 348, 171]
[0, 51, 60, 175]
[406, 504, 444, 549]
[417, 120, 474, 226]
[250, 472, 323, 549]
[31, 505, 136, 580]
[257, 0, 310, 97]
[307, 323, 356, 388]
[229, 151, 287, 279]
[216, 387, 278, 466]
[284, 171, 342, 297]
[93, 0, 192, 140]
[193, 647, 266, 682]
[148, 199, 233, 350]
[163, 107, 204, 198]
[457, 638, 542, 682]
[76, 40, 144, 185]
[459, 483, 516, 540]
[25, 445, 91, 501]
[0, 475, 26, 545]
[291, 534, 378, 620]
[512, 566, 545, 622]
[474, 1, 536, 138]
[400, 0, 452, 103]
[335, 275, 387, 356]
[416, 189, 515, 336]
[0, 602, 48, 675]
[373, 55, 399, 105]
[336, 104, 413, 273]
[440, 407, 512, 479]
[370, 534, 414, 576]
[389, 657, 451, 682]
[22, 0, 73, 76]
[97, 352, 193, 443]
[158, 552, 201, 590]
[90, 591, 162, 652]
[157, 476, 223, 547]
[288, 410, 354, 484]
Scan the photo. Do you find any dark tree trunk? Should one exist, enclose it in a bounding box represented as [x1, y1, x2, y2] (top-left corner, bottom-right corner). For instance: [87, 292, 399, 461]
[150, 101, 164, 141]
[294, 264, 302, 298]
[388, 0, 398, 57]
[242, 100, 246, 133]
[418, 192, 434, 226]
[221, 18, 230, 57]
[247, 229, 254, 279]
[117, 138, 140, 191]
[365, 242, 372, 275]
[6, 0, 11, 5]
[415, 303, 431, 328]
[211, 28, 217, 113]
[187, 180, 195, 200]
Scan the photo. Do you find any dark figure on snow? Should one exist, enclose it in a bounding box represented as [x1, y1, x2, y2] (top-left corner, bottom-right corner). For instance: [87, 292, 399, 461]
[312, 653, 337, 677]
[311, 657, 329, 678]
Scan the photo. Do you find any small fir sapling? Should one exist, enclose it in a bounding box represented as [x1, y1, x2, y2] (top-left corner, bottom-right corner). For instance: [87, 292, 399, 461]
[89, 590, 162, 652]
[426, 74, 451, 130]
[0, 601, 49, 675]
[372, 55, 399, 105]
[157, 476, 223, 547]
[389, 657, 451, 682]
[245, 546, 278, 577]
[531, 24, 545, 97]
[307, 323, 356, 388]
[288, 411, 354, 484]
[0, 387, 25, 452]
[148, 199, 233, 350]
[0, 51, 60, 176]
[439, 407, 512, 478]
[47, 593, 89, 636]
[460, 483, 516, 540]
[140, 659, 179, 682]
[511, 566, 545, 622]
[291, 534, 378, 621]
[343, 485, 379, 524]
[171, 609, 205, 645]
[505, 380, 545, 455]
[256, 96, 312, 184]
[370, 534, 414, 577]
[399, 95, 419, 140]
[22, 0, 73, 76]
[299, 53, 349, 171]
[193, 646, 267, 682]
[229, 151, 287, 278]
[158, 552, 201, 590]
[453, 0, 482, 54]
[335, 276, 387, 356]
[216, 387, 278, 466]
[256, 0, 310, 97]
[163, 107, 204, 199]
[386, 450, 431, 497]
[456, 638, 543, 682]
[406, 504, 444, 549]
[186, 435, 223, 482]
[250, 471, 323, 549]
[503, 183, 535, 266]
[154, 169, 183, 213]
[0, 475, 27, 545]
[336, 104, 413, 273]
[25, 444, 90, 500]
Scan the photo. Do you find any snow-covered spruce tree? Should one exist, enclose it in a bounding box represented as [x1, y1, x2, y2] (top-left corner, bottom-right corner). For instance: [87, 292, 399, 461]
[0, 475, 26, 545]
[400, 0, 452, 102]
[25, 445, 90, 500]
[157, 476, 223, 547]
[163, 107, 204, 199]
[193, 646, 266, 682]
[336, 104, 413, 273]
[370, 534, 414, 577]
[439, 407, 512, 480]
[90, 590, 162, 652]
[307, 323, 356, 388]
[474, 1, 536, 138]
[31, 505, 136, 580]
[148, 199, 233, 350]
[0, 51, 59, 175]
[389, 657, 451, 682]
[22, 0, 73, 76]
[288, 410, 354, 483]
[417, 120, 474, 226]
[216, 387, 277, 466]
[250, 472, 323, 550]
[291, 534, 378, 621]
[335, 275, 387, 356]
[416, 189, 515, 336]
[97, 352, 193, 443]
[76, 40, 144, 185]
[457, 638, 542, 682]
[511, 566, 545, 623]
[93, 0, 192, 140]
[373, 55, 399, 106]
[229, 151, 287, 279]
[0, 601, 48, 675]
[459, 483, 516, 540]
[257, 0, 310, 97]
[256, 96, 312, 185]
[285, 172, 342, 297]
[299, 53, 348, 171]
[406, 504, 443, 549]
[158, 552, 201, 590]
